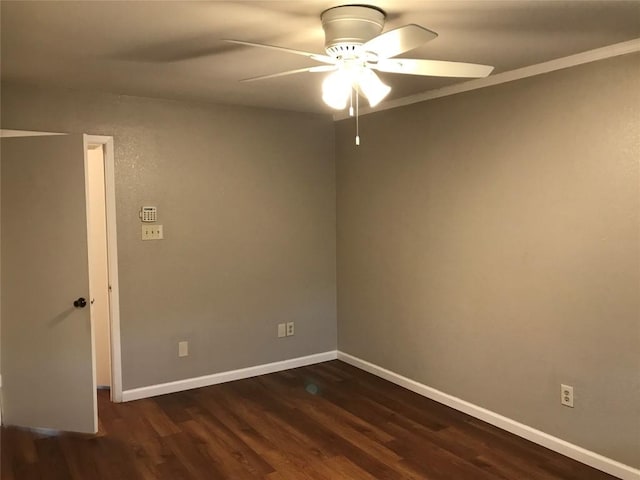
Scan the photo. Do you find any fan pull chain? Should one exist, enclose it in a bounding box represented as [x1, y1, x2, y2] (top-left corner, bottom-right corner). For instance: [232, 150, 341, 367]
[349, 89, 354, 117]
[355, 87, 360, 146]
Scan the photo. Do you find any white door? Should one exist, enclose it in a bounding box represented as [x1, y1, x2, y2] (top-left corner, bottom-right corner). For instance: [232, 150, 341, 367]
[1, 134, 97, 433]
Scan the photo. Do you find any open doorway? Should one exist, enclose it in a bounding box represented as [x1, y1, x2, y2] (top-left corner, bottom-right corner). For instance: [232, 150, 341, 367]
[87, 144, 111, 388]
[84, 135, 122, 405]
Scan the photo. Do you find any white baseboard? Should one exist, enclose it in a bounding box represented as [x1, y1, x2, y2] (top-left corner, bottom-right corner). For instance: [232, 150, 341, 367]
[337, 351, 639, 480]
[122, 350, 338, 402]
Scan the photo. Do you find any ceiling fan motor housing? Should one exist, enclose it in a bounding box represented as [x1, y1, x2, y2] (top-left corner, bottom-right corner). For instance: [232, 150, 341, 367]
[321, 5, 385, 57]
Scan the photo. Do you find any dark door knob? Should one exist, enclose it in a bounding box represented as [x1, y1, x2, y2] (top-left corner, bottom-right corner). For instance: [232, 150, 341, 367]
[73, 297, 87, 308]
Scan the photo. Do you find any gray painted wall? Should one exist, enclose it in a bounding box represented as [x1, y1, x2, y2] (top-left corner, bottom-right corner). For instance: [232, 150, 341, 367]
[336, 53, 639, 467]
[1, 84, 337, 390]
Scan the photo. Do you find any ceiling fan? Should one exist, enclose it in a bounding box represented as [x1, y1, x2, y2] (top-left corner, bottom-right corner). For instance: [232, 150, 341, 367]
[226, 4, 494, 113]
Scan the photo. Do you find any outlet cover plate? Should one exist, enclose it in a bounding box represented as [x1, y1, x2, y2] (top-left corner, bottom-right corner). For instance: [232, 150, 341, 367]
[277, 323, 286, 338]
[561, 384, 574, 407]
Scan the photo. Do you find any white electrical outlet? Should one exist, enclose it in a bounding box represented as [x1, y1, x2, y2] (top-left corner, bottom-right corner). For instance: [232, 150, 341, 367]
[277, 323, 286, 338]
[286, 321, 295, 336]
[561, 384, 574, 407]
[142, 224, 164, 240]
[178, 340, 189, 357]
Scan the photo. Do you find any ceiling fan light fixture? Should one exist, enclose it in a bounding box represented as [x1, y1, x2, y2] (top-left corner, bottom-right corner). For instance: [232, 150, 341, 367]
[321, 5, 385, 51]
[322, 69, 352, 110]
[358, 68, 391, 107]
[228, 3, 493, 139]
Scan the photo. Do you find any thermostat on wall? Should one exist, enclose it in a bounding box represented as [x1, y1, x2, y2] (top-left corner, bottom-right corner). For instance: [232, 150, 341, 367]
[139, 206, 157, 222]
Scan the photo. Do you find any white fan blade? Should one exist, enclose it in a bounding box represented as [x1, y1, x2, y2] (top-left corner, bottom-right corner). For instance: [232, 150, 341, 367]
[241, 65, 336, 82]
[225, 39, 335, 65]
[373, 58, 494, 78]
[362, 25, 437, 59]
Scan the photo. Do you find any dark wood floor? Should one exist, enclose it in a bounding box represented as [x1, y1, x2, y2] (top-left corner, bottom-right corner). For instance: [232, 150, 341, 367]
[1, 360, 619, 480]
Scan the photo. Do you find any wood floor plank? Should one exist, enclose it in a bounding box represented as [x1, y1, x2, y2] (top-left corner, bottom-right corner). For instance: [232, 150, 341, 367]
[192, 390, 320, 480]
[160, 431, 226, 480]
[225, 376, 423, 479]
[212, 383, 337, 480]
[133, 399, 182, 438]
[34, 436, 73, 480]
[185, 406, 275, 477]
[323, 455, 380, 480]
[57, 436, 102, 480]
[1, 360, 622, 480]
[235, 377, 402, 465]
[260, 373, 396, 444]
[179, 417, 263, 479]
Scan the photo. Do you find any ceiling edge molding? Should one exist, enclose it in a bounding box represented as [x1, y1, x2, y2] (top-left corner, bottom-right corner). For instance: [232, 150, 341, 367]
[333, 38, 640, 121]
[0, 129, 66, 137]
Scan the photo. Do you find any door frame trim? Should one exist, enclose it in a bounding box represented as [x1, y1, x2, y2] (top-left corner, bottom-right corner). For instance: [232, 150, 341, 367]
[84, 135, 123, 406]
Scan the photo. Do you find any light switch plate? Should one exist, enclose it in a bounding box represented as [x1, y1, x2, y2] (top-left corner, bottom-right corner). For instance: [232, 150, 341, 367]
[178, 341, 189, 357]
[142, 224, 164, 240]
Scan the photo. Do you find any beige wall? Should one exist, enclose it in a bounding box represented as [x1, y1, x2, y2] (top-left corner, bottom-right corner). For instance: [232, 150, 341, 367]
[336, 53, 640, 467]
[0, 85, 337, 390]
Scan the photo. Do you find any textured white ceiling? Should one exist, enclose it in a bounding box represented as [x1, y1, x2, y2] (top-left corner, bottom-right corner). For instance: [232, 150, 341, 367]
[1, 1, 639, 114]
